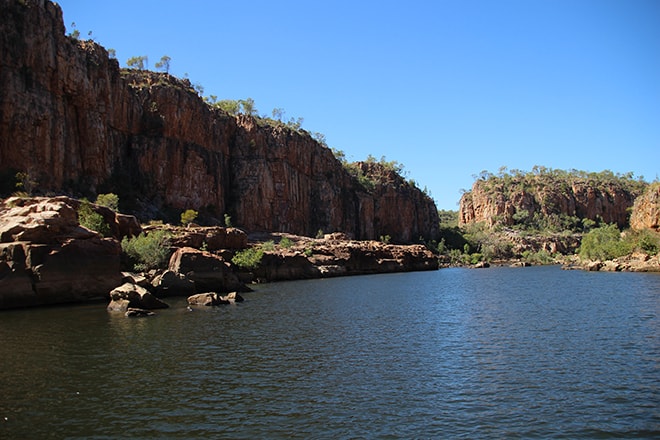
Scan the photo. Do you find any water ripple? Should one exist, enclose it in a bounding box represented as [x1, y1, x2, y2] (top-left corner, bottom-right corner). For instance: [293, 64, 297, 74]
[0, 267, 658, 438]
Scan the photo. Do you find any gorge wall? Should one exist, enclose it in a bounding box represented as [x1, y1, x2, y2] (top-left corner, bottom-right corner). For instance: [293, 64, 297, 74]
[458, 170, 646, 229]
[0, 0, 439, 243]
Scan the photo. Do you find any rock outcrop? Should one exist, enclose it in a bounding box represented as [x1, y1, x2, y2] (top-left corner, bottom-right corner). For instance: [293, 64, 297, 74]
[187, 292, 244, 307]
[168, 247, 248, 293]
[162, 225, 248, 250]
[244, 233, 439, 283]
[0, 0, 439, 243]
[563, 252, 660, 273]
[0, 196, 124, 309]
[108, 282, 169, 311]
[630, 183, 660, 232]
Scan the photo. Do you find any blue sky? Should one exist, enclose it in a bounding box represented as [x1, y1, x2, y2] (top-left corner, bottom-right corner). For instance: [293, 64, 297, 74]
[56, 0, 660, 210]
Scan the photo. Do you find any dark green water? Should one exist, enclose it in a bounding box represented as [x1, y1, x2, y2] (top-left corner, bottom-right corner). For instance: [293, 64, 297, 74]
[1, 266, 658, 439]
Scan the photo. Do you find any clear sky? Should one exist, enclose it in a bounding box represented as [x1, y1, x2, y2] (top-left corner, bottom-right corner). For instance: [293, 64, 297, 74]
[55, 0, 660, 210]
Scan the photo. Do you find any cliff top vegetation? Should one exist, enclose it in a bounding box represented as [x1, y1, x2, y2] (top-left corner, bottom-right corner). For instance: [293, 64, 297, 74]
[460, 166, 649, 232]
[466, 166, 648, 199]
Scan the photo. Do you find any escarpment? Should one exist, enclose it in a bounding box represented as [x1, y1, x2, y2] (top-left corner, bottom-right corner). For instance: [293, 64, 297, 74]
[0, 0, 439, 243]
[459, 169, 646, 229]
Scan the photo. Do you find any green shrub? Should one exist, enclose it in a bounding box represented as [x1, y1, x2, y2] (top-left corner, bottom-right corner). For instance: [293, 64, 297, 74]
[215, 99, 240, 115]
[95, 193, 119, 211]
[224, 213, 232, 227]
[636, 230, 660, 255]
[522, 249, 554, 265]
[180, 209, 198, 226]
[279, 237, 293, 248]
[467, 253, 483, 265]
[78, 201, 111, 237]
[232, 246, 264, 270]
[15, 171, 37, 196]
[121, 230, 171, 271]
[579, 224, 632, 260]
[448, 249, 463, 264]
[438, 210, 459, 228]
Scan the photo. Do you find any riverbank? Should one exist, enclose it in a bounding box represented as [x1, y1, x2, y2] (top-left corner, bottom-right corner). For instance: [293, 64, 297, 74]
[440, 253, 660, 272]
[0, 196, 438, 310]
[1, 195, 657, 311]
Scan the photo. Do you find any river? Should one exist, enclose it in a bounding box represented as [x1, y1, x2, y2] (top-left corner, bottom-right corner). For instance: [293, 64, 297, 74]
[0, 266, 658, 439]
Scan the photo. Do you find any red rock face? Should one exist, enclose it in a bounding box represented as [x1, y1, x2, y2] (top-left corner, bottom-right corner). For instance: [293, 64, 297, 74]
[630, 183, 660, 231]
[459, 178, 640, 229]
[0, 0, 439, 243]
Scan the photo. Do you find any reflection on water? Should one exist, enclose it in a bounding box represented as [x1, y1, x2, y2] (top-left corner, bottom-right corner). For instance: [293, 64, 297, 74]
[1, 266, 658, 438]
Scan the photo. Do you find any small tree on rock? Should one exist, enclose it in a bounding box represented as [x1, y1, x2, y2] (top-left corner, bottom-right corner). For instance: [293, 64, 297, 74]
[95, 193, 119, 211]
[239, 98, 257, 116]
[155, 55, 171, 73]
[180, 209, 198, 226]
[216, 100, 240, 115]
[127, 55, 148, 70]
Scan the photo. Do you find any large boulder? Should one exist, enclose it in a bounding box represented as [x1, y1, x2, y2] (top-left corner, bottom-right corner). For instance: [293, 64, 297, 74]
[187, 292, 229, 306]
[109, 282, 169, 310]
[0, 196, 131, 309]
[0, 238, 123, 309]
[0, 196, 141, 242]
[170, 226, 248, 251]
[31, 237, 123, 303]
[187, 291, 244, 306]
[151, 269, 196, 297]
[253, 252, 319, 281]
[0, 196, 84, 243]
[169, 247, 248, 292]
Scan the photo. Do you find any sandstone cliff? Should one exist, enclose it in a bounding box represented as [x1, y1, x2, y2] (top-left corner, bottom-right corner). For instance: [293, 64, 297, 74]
[630, 183, 660, 232]
[459, 169, 646, 229]
[0, 0, 439, 243]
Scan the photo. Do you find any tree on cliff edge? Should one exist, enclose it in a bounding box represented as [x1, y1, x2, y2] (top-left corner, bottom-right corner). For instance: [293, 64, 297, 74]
[239, 98, 257, 116]
[127, 55, 148, 70]
[155, 55, 171, 73]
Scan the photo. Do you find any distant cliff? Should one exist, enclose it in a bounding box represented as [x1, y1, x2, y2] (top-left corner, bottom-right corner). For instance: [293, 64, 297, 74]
[459, 168, 647, 229]
[0, 0, 439, 243]
[630, 183, 660, 232]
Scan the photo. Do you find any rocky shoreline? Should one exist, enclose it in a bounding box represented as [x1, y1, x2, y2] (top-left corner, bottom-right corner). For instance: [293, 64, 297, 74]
[559, 253, 660, 273]
[1, 195, 657, 312]
[0, 196, 438, 311]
